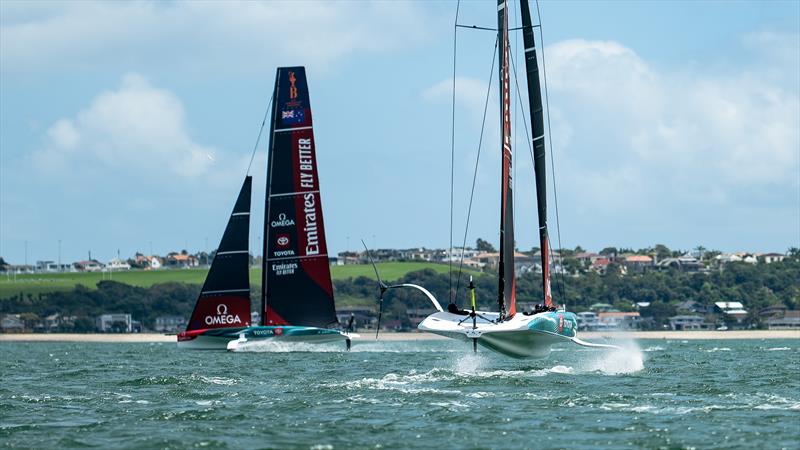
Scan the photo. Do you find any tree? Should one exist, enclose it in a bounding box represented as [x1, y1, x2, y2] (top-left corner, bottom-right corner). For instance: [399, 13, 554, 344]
[654, 244, 671, 261]
[476, 238, 496, 252]
[600, 247, 617, 256]
[0, 256, 8, 271]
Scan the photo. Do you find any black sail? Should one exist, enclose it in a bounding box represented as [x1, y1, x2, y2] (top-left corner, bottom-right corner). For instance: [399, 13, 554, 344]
[497, 0, 517, 318]
[186, 176, 252, 331]
[520, 0, 552, 306]
[261, 67, 338, 327]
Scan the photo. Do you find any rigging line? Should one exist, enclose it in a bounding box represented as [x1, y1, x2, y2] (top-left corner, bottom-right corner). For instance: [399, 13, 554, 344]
[454, 37, 499, 305]
[246, 92, 274, 175]
[449, 0, 461, 305]
[455, 25, 539, 32]
[508, 37, 567, 304]
[535, 0, 568, 308]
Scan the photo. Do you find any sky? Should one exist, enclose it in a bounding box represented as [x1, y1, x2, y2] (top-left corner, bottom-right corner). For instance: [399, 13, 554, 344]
[1, 0, 798, 265]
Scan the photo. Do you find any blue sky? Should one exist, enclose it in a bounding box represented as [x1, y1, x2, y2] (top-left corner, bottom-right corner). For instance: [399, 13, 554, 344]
[1, 0, 798, 264]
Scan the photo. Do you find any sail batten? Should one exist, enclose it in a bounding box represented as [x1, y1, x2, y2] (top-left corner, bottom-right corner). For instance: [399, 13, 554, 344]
[520, 0, 552, 307]
[261, 67, 338, 328]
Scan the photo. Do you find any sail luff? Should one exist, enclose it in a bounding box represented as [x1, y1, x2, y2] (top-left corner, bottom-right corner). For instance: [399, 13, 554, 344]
[520, 0, 552, 307]
[261, 75, 281, 326]
[497, 0, 516, 318]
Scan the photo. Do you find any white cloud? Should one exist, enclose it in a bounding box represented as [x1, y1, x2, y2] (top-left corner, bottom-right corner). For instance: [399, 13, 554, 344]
[33, 73, 217, 178]
[0, 1, 431, 74]
[543, 37, 799, 208]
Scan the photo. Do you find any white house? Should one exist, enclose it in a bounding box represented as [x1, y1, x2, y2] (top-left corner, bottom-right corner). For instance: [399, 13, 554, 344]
[106, 258, 131, 271]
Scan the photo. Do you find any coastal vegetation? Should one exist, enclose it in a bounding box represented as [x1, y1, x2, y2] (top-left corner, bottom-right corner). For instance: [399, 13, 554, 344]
[1, 250, 797, 331]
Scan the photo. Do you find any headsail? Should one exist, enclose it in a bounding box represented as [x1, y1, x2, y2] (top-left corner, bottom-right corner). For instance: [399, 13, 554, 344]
[497, 0, 516, 318]
[520, 0, 552, 307]
[262, 67, 338, 328]
[186, 176, 252, 331]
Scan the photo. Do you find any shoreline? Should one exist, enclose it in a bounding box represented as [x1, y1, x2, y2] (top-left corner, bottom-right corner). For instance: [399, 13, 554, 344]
[0, 329, 797, 343]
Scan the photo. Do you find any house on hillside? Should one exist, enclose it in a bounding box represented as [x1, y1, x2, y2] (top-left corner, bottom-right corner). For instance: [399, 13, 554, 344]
[166, 253, 199, 268]
[758, 253, 786, 264]
[657, 255, 702, 272]
[574, 252, 603, 267]
[715, 252, 757, 265]
[622, 255, 653, 273]
[590, 258, 611, 274]
[714, 302, 748, 327]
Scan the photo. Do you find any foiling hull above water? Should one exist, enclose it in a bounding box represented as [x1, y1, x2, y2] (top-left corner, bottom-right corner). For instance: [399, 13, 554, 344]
[419, 310, 610, 358]
[177, 326, 351, 351]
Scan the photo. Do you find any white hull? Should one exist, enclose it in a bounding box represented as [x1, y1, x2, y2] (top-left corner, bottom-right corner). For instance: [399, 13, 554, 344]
[419, 310, 614, 358]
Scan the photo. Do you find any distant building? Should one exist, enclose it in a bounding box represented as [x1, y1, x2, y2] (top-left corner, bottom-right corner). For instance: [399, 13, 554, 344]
[758, 253, 786, 264]
[766, 311, 800, 330]
[407, 307, 437, 328]
[335, 252, 360, 265]
[597, 311, 642, 330]
[35, 261, 71, 273]
[669, 315, 712, 330]
[622, 255, 653, 273]
[154, 315, 187, 333]
[336, 306, 376, 330]
[657, 256, 703, 272]
[714, 302, 748, 326]
[106, 258, 131, 271]
[166, 253, 199, 268]
[74, 260, 104, 272]
[715, 252, 757, 265]
[0, 314, 25, 332]
[574, 252, 603, 267]
[590, 258, 611, 274]
[576, 311, 599, 331]
[96, 314, 132, 332]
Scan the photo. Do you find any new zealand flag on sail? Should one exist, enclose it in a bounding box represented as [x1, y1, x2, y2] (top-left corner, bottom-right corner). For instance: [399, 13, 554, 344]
[281, 109, 305, 125]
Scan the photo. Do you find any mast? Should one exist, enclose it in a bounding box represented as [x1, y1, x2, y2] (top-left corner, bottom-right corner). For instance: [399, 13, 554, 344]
[497, 0, 516, 319]
[520, 0, 552, 307]
[262, 67, 338, 328]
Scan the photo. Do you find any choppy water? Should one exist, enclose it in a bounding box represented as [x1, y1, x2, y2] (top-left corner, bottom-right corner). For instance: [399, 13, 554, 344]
[1, 339, 798, 449]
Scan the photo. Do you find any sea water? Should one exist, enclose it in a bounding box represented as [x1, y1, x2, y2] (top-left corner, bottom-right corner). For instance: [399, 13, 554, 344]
[1, 339, 798, 449]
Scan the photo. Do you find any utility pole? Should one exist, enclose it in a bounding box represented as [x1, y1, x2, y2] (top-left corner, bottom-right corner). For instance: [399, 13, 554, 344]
[24, 240, 28, 268]
[149, 241, 153, 257]
[58, 240, 62, 272]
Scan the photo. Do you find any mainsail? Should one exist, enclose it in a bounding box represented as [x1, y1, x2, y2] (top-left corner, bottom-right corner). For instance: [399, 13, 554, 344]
[497, 0, 517, 318]
[261, 67, 338, 328]
[186, 176, 252, 331]
[520, 0, 552, 307]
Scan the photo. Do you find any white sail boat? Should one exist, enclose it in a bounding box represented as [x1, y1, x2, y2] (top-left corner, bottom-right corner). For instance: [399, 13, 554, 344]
[379, 0, 617, 358]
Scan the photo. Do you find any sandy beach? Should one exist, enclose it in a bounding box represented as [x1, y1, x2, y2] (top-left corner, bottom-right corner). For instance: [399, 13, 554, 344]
[1, 329, 798, 343]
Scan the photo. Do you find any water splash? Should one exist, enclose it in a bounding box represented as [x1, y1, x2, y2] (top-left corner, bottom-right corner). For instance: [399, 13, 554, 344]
[581, 339, 644, 375]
